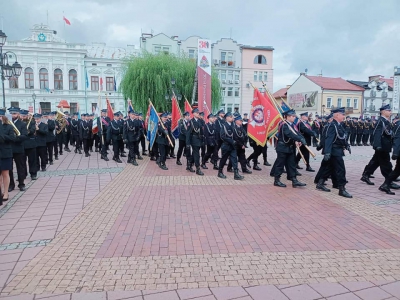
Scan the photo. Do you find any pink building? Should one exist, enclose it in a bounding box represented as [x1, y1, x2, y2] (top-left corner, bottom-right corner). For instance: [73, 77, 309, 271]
[240, 46, 274, 114]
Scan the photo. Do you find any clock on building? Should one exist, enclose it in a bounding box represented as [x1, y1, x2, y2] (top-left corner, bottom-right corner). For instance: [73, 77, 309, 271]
[38, 33, 46, 42]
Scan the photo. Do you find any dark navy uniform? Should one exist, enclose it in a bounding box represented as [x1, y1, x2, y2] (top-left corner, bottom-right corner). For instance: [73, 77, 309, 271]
[362, 106, 394, 184]
[203, 114, 217, 168]
[343, 117, 351, 144]
[228, 115, 251, 173]
[99, 112, 111, 160]
[8, 109, 28, 191]
[22, 112, 37, 179]
[319, 108, 351, 198]
[362, 120, 370, 146]
[176, 113, 191, 168]
[356, 119, 364, 146]
[187, 110, 204, 175]
[123, 115, 142, 165]
[79, 115, 91, 156]
[350, 118, 357, 146]
[295, 112, 316, 171]
[217, 112, 243, 180]
[156, 114, 170, 170]
[107, 116, 123, 163]
[70, 115, 82, 153]
[46, 116, 56, 164]
[34, 115, 48, 172]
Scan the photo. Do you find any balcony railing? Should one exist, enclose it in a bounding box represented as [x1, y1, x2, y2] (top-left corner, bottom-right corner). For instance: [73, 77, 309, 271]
[219, 60, 235, 67]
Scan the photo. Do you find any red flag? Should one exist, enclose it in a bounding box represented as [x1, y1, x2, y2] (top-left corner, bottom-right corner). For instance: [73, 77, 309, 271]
[184, 99, 193, 118]
[203, 101, 211, 123]
[106, 98, 114, 120]
[248, 89, 281, 146]
[171, 96, 182, 138]
[63, 16, 71, 25]
[145, 104, 151, 129]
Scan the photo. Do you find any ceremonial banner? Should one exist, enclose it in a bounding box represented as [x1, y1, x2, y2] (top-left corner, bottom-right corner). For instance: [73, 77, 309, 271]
[248, 89, 281, 146]
[288, 91, 318, 109]
[171, 96, 182, 139]
[127, 99, 134, 113]
[147, 105, 159, 150]
[106, 98, 114, 121]
[197, 39, 212, 113]
[92, 117, 99, 134]
[184, 99, 193, 118]
[145, 104, 151, 130]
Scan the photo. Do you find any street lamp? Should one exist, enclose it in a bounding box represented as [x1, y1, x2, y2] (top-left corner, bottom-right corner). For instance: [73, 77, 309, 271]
[32, 92, 36, 113]
[0, 30, 22, 108]
[165, 78, 182, 101]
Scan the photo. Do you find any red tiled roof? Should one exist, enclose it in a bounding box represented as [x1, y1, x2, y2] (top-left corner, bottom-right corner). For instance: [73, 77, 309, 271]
[273, 87, 288, 98]
[380, 78, 393, 88]
[305, 75, 364, 91]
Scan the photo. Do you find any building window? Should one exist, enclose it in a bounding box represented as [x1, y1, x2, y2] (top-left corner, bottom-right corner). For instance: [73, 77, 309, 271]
[327, 97, 332, 108]
[106, 77, 114, 91]
[263, 72, 268, 82]
[24, 67, 34, 89]
[70, 102, 78, 114]
[91, 103, 97, 113]
[39, 68, 49, 90]
[346, 98, 351, 108]
[188, 49, 195, 59]
[254, 55, 267, 64]
[354, 98, 358, 109]
[9, 77, 18, 89]
[92, 63, 97, 66]
[221, 51, 226, 62]
[154, 46, 161, 54]
[234, 71, 240, 81]
[337, 98, 342, 108]
[39, 102, 51, 113]
[227, 104, 233, 112]
[220, 71, 226, 81]
[258, 72, 262, 81]
[227, 52, 233, 62]
[221, 87, 226, 97]
[91, 76, 99, 91]
[107, 64, 112, 67]
[234, 87, 240, 97]
[69, 69, 77, 90]
[54, 69, 63, 90]
[254, 71, 258, 82]
[227, 87, 233, 97]
[10, 101, 19, 108]
[162, 46, 169, 54]
[227, 71, 233, 81]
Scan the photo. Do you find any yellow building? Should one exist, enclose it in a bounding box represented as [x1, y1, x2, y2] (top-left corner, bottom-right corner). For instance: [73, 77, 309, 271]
[286, 74, 364, 117]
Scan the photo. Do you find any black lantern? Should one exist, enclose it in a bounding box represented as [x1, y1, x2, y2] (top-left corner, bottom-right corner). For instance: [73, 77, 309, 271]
[0, 30, 7, 47]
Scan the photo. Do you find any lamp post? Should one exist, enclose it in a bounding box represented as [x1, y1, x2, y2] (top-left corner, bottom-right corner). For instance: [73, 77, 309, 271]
[165, 78, 182, 101]
[0, 30, 22, 108]
[32, 92, 36, 113]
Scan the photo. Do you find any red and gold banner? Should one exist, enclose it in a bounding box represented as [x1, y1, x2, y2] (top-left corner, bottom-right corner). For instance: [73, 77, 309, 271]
[197, 39, 212, 113]
[248, 89, 281, 146]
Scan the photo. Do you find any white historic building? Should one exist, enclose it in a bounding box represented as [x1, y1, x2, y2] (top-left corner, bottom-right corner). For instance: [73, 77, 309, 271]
[2, 24, 139, 114]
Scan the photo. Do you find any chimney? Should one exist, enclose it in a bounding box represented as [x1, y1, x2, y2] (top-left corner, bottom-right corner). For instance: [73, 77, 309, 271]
[286, 85, 291, 89]
[300, 72, 305, 76]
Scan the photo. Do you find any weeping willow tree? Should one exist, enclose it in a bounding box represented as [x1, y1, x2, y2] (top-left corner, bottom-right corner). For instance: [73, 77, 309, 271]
[120, 52, 222, 113]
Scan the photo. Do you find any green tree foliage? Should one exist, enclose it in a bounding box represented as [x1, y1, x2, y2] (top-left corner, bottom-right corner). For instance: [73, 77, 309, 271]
[120, 52, 221, 113]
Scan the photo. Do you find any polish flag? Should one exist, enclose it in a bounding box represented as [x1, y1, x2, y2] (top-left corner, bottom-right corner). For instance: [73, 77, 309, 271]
[63, 16, 71, 25]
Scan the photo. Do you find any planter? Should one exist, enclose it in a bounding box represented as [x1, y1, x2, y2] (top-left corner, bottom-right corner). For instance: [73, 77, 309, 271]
[228, 61, 233, 66]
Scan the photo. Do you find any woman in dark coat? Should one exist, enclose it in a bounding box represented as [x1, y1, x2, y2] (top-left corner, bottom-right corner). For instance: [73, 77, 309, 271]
[0, 110, 17, 204]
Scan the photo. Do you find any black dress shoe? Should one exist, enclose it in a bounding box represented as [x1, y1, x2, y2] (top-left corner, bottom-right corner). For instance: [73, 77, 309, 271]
[196, 168, 204, 176]
[85, 153, 89, 157]
[137, 156, 143, 160]
[176, 160, 182, 165]
[246, 160, 251, 168]
[55, 156, 59, 160]
[218, 172, 226, 179]
[274, 179, 286, 187]
[201, 164, 208, 169]
[150, 157, 156, 161]
[50, 161, 54, 165]
[116, 158, 122, 163]
[295, 170, 302, 176]
[263, 160, 271, 166]
[253, 165, 262, 171]
[160, 164, 168, 170]
[19, 186, 26, 192]
[41, 168, 46, 172]
[379, 184, 395, 195]
[292, 179, 306, 187]
[121, 154, 127, 157]
[361, 175, 374, 185]
[60, 152, 63, 155]
[103, 156, 109, 161]
[227, 168, 234, 173]
[8, 187, 15, 192]
[296, 164, 303, 170]
[306, 165, 315, 172]
[390, 182, 400, 189]
[31, 175, 37, 180]
[170, 155, 176, 159]
[243, 169, 252, 174]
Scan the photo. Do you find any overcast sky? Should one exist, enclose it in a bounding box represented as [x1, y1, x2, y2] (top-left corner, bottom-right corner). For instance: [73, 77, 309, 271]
[2, 0, 400, 91]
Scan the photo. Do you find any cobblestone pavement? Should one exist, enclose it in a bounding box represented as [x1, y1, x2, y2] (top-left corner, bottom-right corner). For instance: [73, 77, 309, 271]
[1, 146, 400, 299]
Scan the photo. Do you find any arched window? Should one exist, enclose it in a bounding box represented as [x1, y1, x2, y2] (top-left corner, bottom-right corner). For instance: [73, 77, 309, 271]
[25, 67, 34, 89]
[39, 68, 49, 90]
[69, 69, 77, 90]
[254, 55, 267, 65]
[54, 69, 63, 90]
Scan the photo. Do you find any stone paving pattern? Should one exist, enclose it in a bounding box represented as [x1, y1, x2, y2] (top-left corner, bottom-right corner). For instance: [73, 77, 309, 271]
[0, 146, 400, 299]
